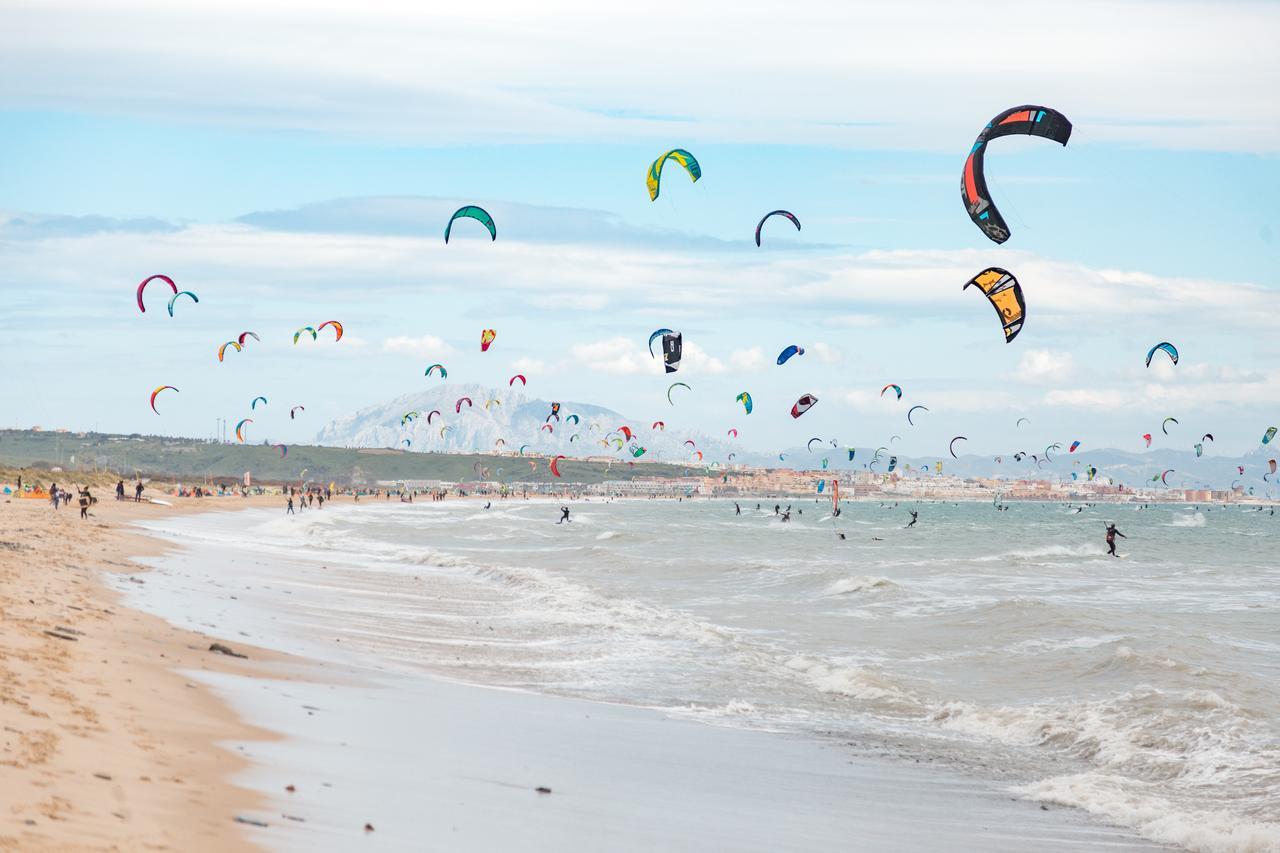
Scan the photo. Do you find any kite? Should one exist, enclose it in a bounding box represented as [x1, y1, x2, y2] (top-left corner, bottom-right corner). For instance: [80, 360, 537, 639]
[791, 394, 818, 418]
[456, 397, 473, 413]
[1263, 427, 1277, 445]
[1146, 342, 1179, 367]
[235, 418, 252, 443]
[166, 291, 199, 317]
[1045, 442, 1062, 462]
[888, 456, 898, 473]
[275, 444, 288, 458]
[484, 399, 501, 410]
[777, 345, 804, 365]
[440, 426, 453, 438]
[1160, 469, 1175, 486]
[217, 341, 242, 362]
[1143, 433, 1153, 448]
[1162, 417, 1179, 435]
[291, 406, 305, 419]
[518, 444, 531, 455]
[727, 428, 738, 438]
[651, 421, 665, 430]
[401, 411, 419, 425]
[480, 329, 496, 352]
[136, 275, 177, 313]
[149, 385, 178, 414]
[962, 105, 1072, 244]
[425, 364, 447, 379]
[667, 382, 690, 405]
[618, 426, 633, 440]
[684, 440, 697, 449]
[1194, 443, 1203, 458]
[755, 210, 801, 246]
[317, 320, 343, 341]
[509, 374, 526, 386]
[807, 437, 823, 452]
[251, 396, 268, 410]
[1202, 433, 1215, 443]
[648, 329, 673, 358]
[881, 384, 902, 400]
[949, 436, 967, 458]
[1016, 417, 1031, 428]
[238, 331, 260, 346]
[1069, 440, 1081, 453]
[646, 149, 701, 201]
[542, 423, 554, 433]
[427, 410, 441, 424]
[549, 402, 561, 420]
[550, 455, 566, 478]
[293, 326, 317, 344]
[444, 206, 496, 242]
[907, 405, 929, 426]
[847, 448, 856, 461]
[736, 391, 753, 414]
[662, 332, 683, 374]
[566, 414, 581, 425]
[963, 268, 1025, 343]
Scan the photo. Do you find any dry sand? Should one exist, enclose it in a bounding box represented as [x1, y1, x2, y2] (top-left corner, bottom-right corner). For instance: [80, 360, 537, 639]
[0, 491, 290, 851]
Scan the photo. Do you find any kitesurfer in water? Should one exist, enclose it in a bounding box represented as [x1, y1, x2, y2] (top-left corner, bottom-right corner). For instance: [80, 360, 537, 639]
[558, 506, 571, 524]
[1104, 523, 1125, 557]
[735, 503, 741, 515]
[906, 511, 919, 529]
[485, 501, 491, 509]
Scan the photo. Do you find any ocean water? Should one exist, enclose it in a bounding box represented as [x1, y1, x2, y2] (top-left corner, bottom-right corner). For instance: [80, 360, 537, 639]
[134, 498, 1280, 852]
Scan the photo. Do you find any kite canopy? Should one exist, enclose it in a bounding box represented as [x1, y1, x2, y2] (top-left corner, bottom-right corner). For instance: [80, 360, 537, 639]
[646, 149, 701, 201]
[425, 363, 447, 379]
[1162, 416, 1179, 435]
[881, 384, 902, 400]
[444, 206, 496, 242]
[235, 418, 252, 443]
[662, 332, 683, 374]
[667, 382, 691, 405]
[777, 345, 804, 365]
[167, 290, 199, 317]
[509, 374, 526, 386]
[290, 406, 305, 419]
[735, 391, 753, 414]
[318, 320, 344, 341]
[136, 274, 177, 313]
[791, 394, 818, 418]
[293, 326, 317, 344]
[949, 436, 967, 458]
[907, 405, 929, 425]
[217, 341, 242, 362]
[251, 396, 268, 410]
[647, 328, 673, 358]
[149, 385, 178, 414]
[962, 105, 1072, 244]
[1145, 342, 1179, 367]
[755, 210, 801, 246]
[963, 267, 1025, 343]
[480, 329, 497, 352]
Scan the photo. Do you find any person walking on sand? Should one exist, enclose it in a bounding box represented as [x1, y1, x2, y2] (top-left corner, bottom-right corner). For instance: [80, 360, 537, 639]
[78, 488, 91, 519]
[134, 481, 144, 502]
[286, 497, 295, 515]
[116, 480, 125, 501]
[1104, 523, 1126, 557]
[906, 511, 919, 529]
[558, 506, 571, 524]
[50, 482, 59, 509]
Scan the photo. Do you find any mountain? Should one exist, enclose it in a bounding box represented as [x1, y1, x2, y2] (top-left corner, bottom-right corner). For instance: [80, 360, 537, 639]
[314, 384, 744, 463]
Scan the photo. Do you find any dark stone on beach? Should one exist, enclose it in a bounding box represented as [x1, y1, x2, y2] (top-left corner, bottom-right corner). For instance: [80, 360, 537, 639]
[209, 643, 247, 659]
[535, 787, 552, 794]
[234, 816, 269, 827]
[93, 773, 112, 781]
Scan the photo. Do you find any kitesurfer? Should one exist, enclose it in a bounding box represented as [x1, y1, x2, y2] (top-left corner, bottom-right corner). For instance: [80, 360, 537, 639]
[1104, 523, 1126, 557]
[485, 501, 491, 509]
[906, 511, 919, 529]
[558, 506, 571, 524]
[286, 497, 295, 515]
[735, 503, 741, 515]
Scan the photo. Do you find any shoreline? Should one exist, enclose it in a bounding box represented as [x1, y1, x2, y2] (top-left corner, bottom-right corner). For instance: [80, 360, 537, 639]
[0, 493, 293, 851]
[116, 499, 1169, 852]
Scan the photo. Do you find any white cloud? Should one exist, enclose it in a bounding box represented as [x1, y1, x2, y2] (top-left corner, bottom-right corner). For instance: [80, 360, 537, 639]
[383, 334, 454, 358]
[680, 341, 726, 375]
[569, 337, 655, 375]
[2, 1, 1277, 151]
[810, 342, 843, 364]
[1015, 349, 1074, 382]
[729, 347, 767, 371]
[510, 357, 545, 375]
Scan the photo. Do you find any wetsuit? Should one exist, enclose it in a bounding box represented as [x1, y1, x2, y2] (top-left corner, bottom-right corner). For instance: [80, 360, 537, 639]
[558, 506, 571, 524]
[1105, 524, 1126, 557]
[906, 511, 918, 529]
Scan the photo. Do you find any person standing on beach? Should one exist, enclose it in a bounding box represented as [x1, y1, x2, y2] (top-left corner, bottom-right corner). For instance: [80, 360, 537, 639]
[116, 480, 125, 501]
[558, 506, 571, 524]
[50, 483, 59, 509]
[1104, 523, 1125, 557]
[78, 488, 91, 519]
[286, 497, 295, 515]
[134, 481, 144, 502]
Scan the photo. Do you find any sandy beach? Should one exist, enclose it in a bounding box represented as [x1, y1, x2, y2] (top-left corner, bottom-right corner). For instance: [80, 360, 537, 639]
[0, 492, 289, 851]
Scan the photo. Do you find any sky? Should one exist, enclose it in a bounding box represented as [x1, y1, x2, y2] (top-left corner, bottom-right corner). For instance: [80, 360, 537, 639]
[3, 0, 1279, 459]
